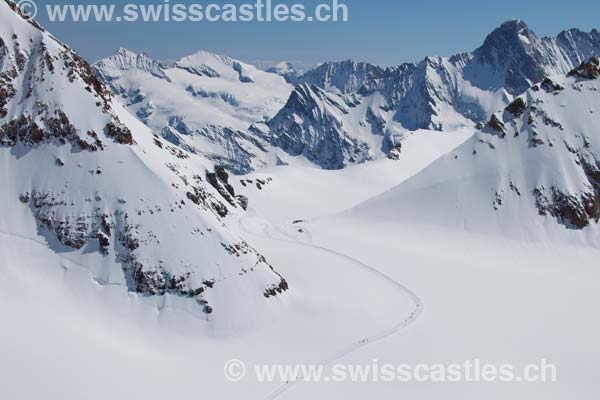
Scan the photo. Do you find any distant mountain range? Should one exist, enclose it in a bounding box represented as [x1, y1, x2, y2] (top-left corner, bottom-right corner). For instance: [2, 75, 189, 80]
[94, 20, 600, 171]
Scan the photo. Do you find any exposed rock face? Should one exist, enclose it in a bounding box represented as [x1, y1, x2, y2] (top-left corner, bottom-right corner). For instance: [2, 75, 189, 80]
[486, 114, 506, 137]
[538, 78, 565, 93]
[23, 186, 267, 302]
[0, 3, 128, 152]
[568, 56, 600, 80]
[556, 28, 600, 67]
[264, 278, 289, 298]
[267, 83, 372, 169]
[104, 121, 134, 145]
[297, 60, 385, 94]
[387, 143, 402, 160]
[192, 124, 271, 175]
[505, 98, 527, 117]
[0, 65, 16, 118]
[206, 165, 249, 212]
[534, 186, 600, 229]
[294, 21, 597, 169]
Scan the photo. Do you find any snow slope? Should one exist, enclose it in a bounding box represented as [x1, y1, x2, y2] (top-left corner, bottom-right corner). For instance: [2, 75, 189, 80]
[217, 58, 600, 400]
[232, 127, 473, 223]
[352, 58, 600, 245]
[0, 0, 288, 323]
[279, 216, 600, 400]
[0, 217, 419, 399]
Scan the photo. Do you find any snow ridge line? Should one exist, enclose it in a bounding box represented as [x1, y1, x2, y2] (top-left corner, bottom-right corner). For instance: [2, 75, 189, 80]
[237, 212, 424, 400]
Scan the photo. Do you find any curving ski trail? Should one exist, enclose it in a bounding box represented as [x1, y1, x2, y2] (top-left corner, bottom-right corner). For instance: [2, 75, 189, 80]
[237, 212, 424, 400]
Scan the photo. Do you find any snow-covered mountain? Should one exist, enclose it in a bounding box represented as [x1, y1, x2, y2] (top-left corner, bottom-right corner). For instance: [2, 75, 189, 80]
[0, 0, 288, 317]
[297, 60, 385, 94]
[266, 83, 402, 169]
[92, 20, 598, 172]
[296, 20, 600, 99]
[352, 57, 600, 243]
[94, 48, 293, 174]
[262, 20, 600, 169]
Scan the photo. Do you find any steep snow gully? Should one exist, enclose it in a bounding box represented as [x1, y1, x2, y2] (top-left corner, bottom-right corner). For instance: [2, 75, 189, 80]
[237, 211, 424, 400]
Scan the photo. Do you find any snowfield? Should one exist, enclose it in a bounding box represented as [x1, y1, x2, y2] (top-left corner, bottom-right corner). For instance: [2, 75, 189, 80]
[231, 127, 473, 223]
[273, 216, 600, 400]
[0, 213, 419, 399]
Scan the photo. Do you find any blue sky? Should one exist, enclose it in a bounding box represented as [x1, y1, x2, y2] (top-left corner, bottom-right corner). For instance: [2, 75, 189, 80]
[37, 0, 600, 66]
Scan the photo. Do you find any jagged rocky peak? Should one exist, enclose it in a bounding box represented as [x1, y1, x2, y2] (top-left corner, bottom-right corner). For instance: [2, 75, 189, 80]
[298, 59, 385, 94]
[267, 83, 374, 170]
[91, 17, 600, 173]
[468, 19, 550, 94]
[94, 47, 170, 81]
[466, 19, 600, 95]
[284, 82, 349, 112]
[0, 0, 288, 313]
[556, 28, 600, 65]
[479, 19, 534, 53]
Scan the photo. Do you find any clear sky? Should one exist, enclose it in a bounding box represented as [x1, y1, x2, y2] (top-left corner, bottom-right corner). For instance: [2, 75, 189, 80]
[36, 0, 600, 66]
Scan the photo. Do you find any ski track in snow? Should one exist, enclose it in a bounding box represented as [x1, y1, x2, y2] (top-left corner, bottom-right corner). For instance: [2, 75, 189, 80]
[237, 212, 424, 400]
[1, 214, 423, 400]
